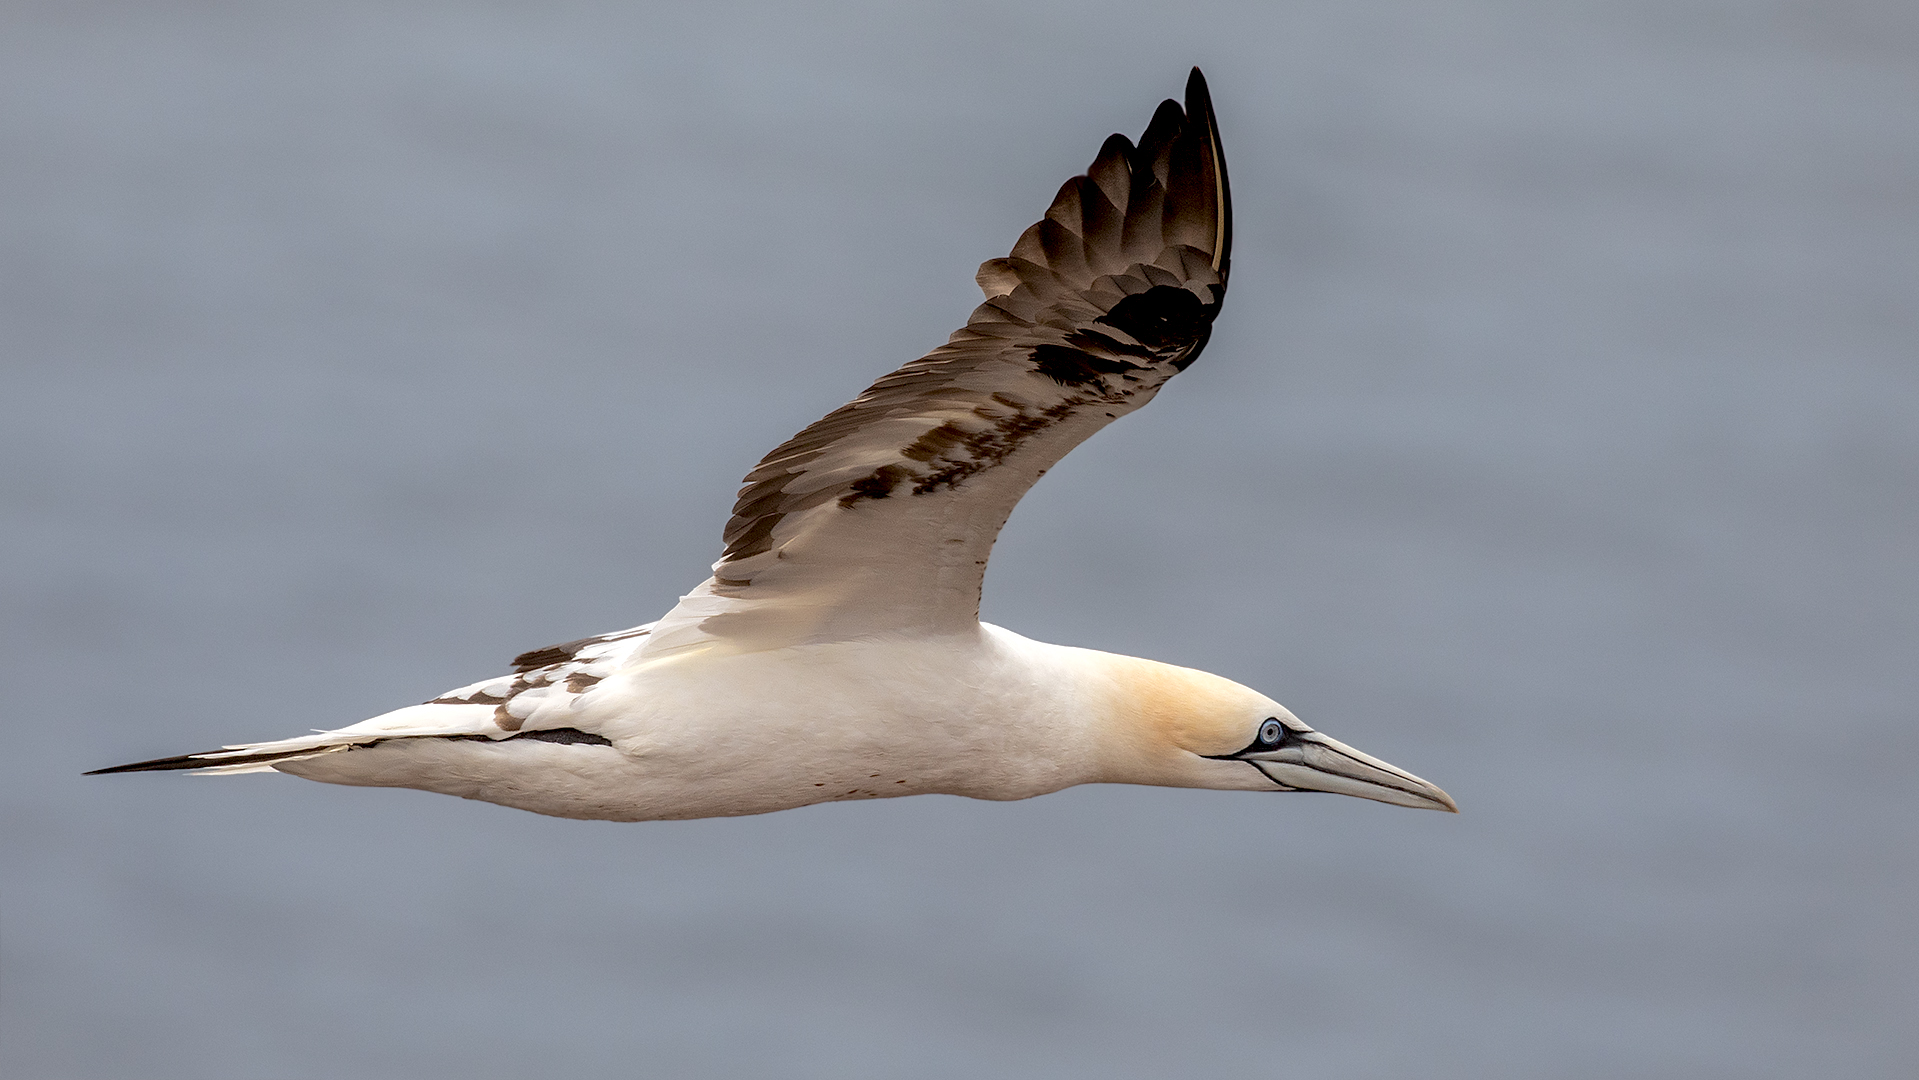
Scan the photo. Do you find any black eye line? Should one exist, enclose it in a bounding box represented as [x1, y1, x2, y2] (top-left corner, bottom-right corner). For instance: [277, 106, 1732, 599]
[1203, 717, 1296, 760]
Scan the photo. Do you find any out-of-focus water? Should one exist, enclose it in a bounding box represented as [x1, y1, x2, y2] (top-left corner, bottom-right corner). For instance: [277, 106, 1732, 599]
[4, 3, 1915, 1077]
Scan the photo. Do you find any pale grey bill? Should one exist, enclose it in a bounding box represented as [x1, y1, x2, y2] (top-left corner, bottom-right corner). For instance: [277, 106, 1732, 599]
[1242, 732, 1458, 812]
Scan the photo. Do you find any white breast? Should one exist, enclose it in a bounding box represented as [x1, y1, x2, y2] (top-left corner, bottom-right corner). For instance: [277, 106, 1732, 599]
[595, 625, 1105, 805]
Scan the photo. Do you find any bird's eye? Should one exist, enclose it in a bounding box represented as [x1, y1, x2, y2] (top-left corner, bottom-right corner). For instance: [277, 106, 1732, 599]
[1258, 719, 1284, 745]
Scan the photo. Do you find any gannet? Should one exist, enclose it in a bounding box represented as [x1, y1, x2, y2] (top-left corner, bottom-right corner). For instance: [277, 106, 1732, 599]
[92, 70, 1455, 819]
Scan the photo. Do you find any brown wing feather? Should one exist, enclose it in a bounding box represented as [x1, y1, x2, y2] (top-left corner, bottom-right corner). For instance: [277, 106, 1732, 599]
[651, 69, 1232, 652]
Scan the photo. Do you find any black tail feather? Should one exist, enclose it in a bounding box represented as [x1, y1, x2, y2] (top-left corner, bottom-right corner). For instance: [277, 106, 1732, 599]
[85, 727, 615, 775]
[84, 748, 303, 775]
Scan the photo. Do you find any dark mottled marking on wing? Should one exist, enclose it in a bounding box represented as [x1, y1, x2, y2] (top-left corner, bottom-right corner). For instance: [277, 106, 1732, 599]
[431, 687, 513, 705]
[721, 509, 784, 558]
[1030, 344, 1140, 387]
[900, 423, 969, 463]
[514, 728, 612, 746]
[511, 639, 595, 671]
[839, 464, 913, 507]
[427, 729, 615, 747]
[509, 625, 651, 672]
[1064, 327, 1157, 359]
[1097, 284, 1212, 352]
[320, 728, 616, 748]
[910, 398, 1079, 494]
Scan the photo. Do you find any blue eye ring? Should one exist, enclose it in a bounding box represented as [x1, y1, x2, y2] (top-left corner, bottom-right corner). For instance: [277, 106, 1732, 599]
[1258, 718, 1285, 745]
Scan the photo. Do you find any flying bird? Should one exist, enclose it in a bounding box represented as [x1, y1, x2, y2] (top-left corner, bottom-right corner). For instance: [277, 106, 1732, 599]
[92, 70, 1455, 819]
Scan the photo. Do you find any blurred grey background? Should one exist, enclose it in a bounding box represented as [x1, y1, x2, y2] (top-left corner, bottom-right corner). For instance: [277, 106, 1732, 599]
[4, 2, 1915, 1077]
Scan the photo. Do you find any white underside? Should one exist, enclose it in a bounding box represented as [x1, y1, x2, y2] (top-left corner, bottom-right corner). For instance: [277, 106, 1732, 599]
[272, 625, 1126, 821]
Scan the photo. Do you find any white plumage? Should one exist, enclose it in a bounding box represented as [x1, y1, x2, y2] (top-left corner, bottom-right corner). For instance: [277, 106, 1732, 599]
[92, 70, 1455, 820]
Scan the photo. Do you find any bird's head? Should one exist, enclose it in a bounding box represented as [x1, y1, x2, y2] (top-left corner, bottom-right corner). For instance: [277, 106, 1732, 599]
[1090, 656, 1456, 812]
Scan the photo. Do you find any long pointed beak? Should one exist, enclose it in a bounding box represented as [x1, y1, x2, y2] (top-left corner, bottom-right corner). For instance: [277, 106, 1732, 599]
[1239, 730, 1457, 812]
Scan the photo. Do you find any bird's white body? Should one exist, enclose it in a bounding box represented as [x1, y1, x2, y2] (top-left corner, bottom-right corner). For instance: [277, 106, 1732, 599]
[277, 625, 1278, 821]
[97, 71, 1455, 819]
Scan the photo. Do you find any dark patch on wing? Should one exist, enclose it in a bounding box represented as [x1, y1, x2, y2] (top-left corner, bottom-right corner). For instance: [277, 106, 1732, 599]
[441, 728, 612, 746]
[841, 464, 911, 505]
[830, 381, 1118, 519]
[910, 397, 1077, 494]
[899, 422, 970, 463]
[505, 728, 612, 746]
[511, 639, 595, 671]
[431, 688, 511, 705]
[838, 464, 909, 507]
[328, 728, 620, 750]
[1031, 344, 1140, 387]
[1064, 327, 1158, 359]
[1096, 285, 1212, 352]
[333, 728, 618, 749]
[509, 626, 650, 672]
[720, 511, 782, 563]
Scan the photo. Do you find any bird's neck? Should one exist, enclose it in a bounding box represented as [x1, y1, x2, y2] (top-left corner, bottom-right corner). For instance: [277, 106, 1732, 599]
[1003, 633, 1259, 788]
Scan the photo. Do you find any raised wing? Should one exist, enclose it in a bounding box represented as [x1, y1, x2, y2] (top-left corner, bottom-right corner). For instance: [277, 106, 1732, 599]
[645, 69, 1232, 655]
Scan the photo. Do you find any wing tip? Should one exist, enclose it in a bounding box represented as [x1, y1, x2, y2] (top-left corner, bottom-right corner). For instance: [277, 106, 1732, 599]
[1185, 67, 1213, 117]
[1182, 66, 1230, 277]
